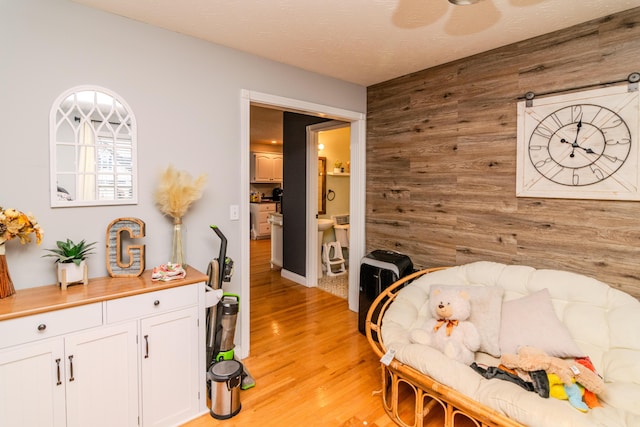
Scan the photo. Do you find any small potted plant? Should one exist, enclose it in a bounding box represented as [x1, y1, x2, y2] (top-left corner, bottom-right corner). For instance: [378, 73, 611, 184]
[334, 159, 343, 174]
[43, 239, 97, 289]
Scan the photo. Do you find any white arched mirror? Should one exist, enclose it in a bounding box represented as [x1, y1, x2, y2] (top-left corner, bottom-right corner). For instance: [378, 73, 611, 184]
[50, 86, 137, 207]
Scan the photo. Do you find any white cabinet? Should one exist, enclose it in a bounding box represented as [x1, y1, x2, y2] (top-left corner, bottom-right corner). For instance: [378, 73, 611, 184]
[105, 283, 201, 427]
[268, 213, 283, 268]
[140, 307, 199, 427]
[251, 152, 283, 183]
[0, 303, 136, 427]
[0, 278, 205, 427]
[65, 322, 139, 427]
[0, 339, 66, 427]
[250, 202, 276, 239]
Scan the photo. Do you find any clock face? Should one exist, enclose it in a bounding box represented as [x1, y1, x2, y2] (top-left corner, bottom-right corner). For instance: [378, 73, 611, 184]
[528, 104, 631, 186]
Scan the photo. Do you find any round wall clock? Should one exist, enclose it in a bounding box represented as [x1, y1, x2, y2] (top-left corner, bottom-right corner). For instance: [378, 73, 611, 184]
[516, 84, 640, 200]
[528, 103, 631, 186]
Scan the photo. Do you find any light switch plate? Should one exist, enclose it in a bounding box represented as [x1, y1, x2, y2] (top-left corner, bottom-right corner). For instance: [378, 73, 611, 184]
[230, 205, 239, 221]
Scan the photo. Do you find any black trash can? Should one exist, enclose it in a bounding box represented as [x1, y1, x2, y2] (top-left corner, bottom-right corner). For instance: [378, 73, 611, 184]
[358, 250, 413, 335]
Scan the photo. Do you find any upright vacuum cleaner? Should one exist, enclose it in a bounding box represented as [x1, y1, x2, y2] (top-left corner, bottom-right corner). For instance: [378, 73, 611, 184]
[206, 225, 255, 389]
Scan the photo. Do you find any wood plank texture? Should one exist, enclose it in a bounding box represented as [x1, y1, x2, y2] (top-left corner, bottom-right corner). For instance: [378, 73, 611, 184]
[181, 239, 395, 427]
[366, 7, 640, 300]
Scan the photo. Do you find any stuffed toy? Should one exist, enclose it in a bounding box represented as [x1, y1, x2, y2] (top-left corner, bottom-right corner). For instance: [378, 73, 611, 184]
[410, 287, 481, 365]
[574, 357, 602, 408]
[547, 373, 589, 412]
[501, 346, 605, 411]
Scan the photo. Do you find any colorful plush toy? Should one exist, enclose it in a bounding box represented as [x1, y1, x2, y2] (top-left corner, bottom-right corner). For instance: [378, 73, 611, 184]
[410, 287, 481, 365]
[574, 357, 602, 408]
[547, 373, 588, 412]
[501, 346, 605, 411]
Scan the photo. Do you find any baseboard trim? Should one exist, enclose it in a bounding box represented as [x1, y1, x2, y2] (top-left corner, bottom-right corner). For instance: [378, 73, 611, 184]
[281, 269, 308, 287]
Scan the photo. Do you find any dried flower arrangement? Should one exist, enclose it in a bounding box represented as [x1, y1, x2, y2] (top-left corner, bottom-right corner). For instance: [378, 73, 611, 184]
[0, 207, 43, 246]
[154, 165, 206, 268]
[0, 207, 44, 298]
[154, 166, 207, 220]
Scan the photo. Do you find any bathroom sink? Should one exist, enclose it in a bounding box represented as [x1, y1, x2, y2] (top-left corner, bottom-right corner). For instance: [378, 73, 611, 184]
[317, 218, 334, 232]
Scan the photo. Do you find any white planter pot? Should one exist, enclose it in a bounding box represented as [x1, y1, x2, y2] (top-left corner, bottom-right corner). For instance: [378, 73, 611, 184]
[57, 260, 88, 290]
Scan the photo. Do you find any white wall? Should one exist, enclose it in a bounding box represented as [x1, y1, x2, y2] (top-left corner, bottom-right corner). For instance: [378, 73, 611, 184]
[0, 0, 365, 300]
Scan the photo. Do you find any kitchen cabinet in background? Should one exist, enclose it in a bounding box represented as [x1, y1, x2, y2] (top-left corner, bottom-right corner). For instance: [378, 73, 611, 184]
[250, 152, 283, 183]
[250, 202, 276, 240]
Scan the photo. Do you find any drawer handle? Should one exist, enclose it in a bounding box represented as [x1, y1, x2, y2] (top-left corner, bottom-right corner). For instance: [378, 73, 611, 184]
[153, 300, 160, 306]
[37, 323, 47, 331]
[56, 358, 62, 385]
[68, 355, 75, 382]
[144, 335, 149, 358]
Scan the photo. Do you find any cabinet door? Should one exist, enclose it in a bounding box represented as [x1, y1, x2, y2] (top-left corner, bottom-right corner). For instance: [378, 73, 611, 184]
[140, 306, 199, 427]
[272, 154, 283, 181]
[253, 153, 274, 182]
[0, 339, 66, 427]
[65, 322, 139, 427]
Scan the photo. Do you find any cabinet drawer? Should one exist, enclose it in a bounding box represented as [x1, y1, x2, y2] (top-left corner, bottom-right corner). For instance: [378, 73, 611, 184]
[258, 222, 271, 235]
[260, 203, 276, 213]
[0, 303, 103, 349]
[106, 284, 198, 324]
[257, 211, 271, 223]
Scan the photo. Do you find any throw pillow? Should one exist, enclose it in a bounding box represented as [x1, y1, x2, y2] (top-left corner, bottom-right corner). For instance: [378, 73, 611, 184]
[499, 288, 584, 358]
[431, 284, 504, 357]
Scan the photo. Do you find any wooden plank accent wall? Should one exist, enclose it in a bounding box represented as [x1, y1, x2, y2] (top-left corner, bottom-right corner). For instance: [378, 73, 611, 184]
[366, 7, 640, 299]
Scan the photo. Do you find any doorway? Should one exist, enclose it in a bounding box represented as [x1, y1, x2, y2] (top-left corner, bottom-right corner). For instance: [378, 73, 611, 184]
[239, 90, 365, 359]
[306, 121, 351, 297]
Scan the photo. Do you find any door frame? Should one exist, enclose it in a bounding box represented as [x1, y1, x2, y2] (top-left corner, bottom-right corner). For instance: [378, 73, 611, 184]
[239, 90, 365, 358]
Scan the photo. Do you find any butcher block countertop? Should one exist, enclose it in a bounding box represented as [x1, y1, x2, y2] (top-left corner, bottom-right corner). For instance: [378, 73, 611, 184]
[0, 266, 208, 321]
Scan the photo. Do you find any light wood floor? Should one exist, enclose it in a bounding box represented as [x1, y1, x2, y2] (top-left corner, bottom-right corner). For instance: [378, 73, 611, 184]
[182, 239, 395, 427]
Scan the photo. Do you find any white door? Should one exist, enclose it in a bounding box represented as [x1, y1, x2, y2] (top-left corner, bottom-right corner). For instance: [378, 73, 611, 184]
[0, 339, 66, 427]
[140, 306, 199, 427]
[65, 322, 139, 427]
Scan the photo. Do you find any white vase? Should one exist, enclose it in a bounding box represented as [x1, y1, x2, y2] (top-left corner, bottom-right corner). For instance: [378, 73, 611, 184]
[57, 260, 88, 289]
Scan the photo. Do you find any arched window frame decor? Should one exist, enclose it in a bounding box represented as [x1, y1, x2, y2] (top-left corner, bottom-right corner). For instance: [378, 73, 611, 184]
[50, 85, 138, 207]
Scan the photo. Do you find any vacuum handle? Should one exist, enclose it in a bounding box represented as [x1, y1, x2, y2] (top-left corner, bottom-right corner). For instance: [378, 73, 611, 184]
[210, 225, 228, 286]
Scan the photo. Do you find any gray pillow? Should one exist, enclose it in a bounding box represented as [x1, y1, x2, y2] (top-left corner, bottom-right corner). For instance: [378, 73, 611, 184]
[499, 288, 584, 358]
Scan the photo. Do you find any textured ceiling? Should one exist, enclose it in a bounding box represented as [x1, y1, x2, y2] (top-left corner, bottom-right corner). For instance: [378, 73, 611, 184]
[72, 0, 640, 86]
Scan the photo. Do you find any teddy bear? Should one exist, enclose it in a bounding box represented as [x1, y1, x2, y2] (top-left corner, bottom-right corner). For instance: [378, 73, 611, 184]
[410, 287, 481, 365]
[501, 346, 605, 411]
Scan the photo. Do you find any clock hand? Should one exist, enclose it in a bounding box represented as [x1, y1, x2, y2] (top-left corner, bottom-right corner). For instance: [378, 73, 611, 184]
[573, 119, 582, 144]
[560, 137, 577, 157]
[560, 139, 597, 156]
[560, 119, 594, 157]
